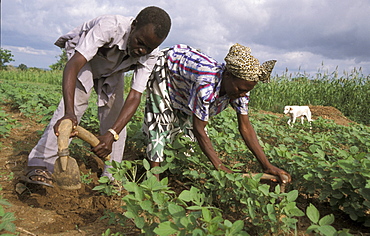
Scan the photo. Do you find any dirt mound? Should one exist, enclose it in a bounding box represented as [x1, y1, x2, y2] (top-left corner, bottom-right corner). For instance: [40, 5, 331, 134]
[309, 105, 355, 126]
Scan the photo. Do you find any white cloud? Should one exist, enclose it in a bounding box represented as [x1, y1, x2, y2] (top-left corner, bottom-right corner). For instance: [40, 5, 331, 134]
[6, 46, 48, 55]
[2, 0, 370, 75]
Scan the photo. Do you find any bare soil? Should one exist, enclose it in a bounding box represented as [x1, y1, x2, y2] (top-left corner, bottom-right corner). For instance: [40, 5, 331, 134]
[0, 105, 369, 235]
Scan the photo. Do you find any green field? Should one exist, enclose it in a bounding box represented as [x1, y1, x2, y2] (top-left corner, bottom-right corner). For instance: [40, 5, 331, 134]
[1, 68, 369, 235]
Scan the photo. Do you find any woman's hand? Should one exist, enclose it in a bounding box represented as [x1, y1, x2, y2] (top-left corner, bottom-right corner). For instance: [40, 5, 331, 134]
[264, 164, 291, 184]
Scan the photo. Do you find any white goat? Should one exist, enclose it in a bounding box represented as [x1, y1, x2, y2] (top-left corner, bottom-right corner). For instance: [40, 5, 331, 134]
[284, 106, 313, 126]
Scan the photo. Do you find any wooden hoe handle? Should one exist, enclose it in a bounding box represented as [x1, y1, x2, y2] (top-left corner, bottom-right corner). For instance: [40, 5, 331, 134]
[57, 119, 73, 171]
[75, 126, 111, 161]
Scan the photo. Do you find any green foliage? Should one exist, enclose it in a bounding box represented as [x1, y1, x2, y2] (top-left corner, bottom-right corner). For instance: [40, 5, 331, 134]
[18, 64, 28, 71]
[0, 202, 16, 234]
[0, 80, 100, 133]
[79, 103, 100, 134]
[1, 69, 370, 234]
[93, 160, 146, 196]
[99, 159, 252, 235]
[256, 115, 370, 226]
[95, 145, 304, 235]
[0, 48, 14, 70]
[0, 107, 17, 139]
[0, 71, 135, 135]
[49, 49, 68, 71]
[250, 69, 370, 125]
[80, 170, 93, 185]
[0, 186, 17, 234]
[101, 229, 123, 236]
[306, 203, 353, 236]
[160, 134, 304, 235]
[0, 69, 62, 85]
[0, 80, 62, 124]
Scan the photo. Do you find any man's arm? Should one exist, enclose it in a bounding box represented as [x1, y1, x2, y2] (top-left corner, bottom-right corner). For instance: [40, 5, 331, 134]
[192, 114, 232, 173]
[237, 113, 291, 183]
[54, 51, 87, 136]
[92, 89, 142, 158]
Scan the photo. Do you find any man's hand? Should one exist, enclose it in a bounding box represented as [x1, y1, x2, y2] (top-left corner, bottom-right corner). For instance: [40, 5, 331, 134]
[264, 165, 291, 184]
[54, 114, 78, 137]
[91, 132, 115, 159]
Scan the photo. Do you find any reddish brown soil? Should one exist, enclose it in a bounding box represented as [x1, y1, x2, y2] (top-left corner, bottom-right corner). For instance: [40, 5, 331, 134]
[1, 105, 133, 235]
[0, 105, 368, 235]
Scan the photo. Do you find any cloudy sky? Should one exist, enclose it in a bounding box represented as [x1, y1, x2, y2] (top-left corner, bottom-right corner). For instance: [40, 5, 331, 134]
[2, 0, 370, 77]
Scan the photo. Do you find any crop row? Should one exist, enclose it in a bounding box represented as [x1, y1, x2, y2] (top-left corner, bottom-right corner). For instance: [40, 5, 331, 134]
[1, 68, 369, 125]
[1, 73, 370, 234]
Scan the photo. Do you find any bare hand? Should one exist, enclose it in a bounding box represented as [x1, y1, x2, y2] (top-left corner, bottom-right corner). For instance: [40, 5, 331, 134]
[54, 114, 78, 137]
[264, 165, 291, 184]
[91, 132, 114, 159]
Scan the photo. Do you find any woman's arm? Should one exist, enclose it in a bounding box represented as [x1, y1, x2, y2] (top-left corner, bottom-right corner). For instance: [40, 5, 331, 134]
[192, 114, 232, 173]
[237, 113, 291, 183]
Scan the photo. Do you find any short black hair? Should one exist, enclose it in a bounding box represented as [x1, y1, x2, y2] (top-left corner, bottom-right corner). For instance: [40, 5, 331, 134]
[135, 6, 171, 39]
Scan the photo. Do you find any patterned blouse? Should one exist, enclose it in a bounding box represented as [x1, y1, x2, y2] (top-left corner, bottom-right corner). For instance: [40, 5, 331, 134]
[166, 44, 250, 121]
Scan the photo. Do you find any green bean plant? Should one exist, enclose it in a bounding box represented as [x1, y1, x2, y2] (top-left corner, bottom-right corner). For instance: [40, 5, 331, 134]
[253, 114, 370, 226]
[2, 69, 370, 234]
[305, 203, 353, 236]
[0, 108, 16, 139]
[0, 186, 16, 235]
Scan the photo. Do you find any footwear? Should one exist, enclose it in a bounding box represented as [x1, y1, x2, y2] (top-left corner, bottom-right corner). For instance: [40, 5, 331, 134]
[19, 168, 54, 187]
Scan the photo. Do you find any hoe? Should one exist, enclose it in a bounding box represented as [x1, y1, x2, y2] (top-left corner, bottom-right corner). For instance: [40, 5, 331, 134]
[54, 119, 110, 190]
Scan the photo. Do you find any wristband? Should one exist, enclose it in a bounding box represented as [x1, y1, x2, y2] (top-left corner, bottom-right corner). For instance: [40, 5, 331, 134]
[108, 129, 119, 141]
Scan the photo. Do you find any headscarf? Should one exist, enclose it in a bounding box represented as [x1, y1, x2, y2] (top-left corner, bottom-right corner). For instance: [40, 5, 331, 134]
[224, 43, 276, 83]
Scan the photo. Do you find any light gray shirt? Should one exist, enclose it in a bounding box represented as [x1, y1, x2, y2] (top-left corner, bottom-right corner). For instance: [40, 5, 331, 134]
[55, 15, 159, 106]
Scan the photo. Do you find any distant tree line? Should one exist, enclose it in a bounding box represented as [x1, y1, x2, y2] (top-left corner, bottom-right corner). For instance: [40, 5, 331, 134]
[0, 47, 67, 71]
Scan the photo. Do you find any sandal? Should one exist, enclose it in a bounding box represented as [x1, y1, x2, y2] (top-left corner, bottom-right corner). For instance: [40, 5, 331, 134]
[19, 168, 54, 187]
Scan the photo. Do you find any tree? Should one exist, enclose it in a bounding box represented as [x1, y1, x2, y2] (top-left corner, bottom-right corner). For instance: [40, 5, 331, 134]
[18, 63, 28, 71]
[0, 48, 15, 70]
[49, 49, 67, 70]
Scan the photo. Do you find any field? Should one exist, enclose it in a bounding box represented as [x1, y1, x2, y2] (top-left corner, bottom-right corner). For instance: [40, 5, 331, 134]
[0, 69, 369, 235]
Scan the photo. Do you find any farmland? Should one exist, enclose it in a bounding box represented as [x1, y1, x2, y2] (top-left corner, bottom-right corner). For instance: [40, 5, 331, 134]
[0, 68, 369, 235]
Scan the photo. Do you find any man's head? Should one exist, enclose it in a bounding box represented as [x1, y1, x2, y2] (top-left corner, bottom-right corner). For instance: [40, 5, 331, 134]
[135, 6, 171, 39]
[127, 6, 171, 58]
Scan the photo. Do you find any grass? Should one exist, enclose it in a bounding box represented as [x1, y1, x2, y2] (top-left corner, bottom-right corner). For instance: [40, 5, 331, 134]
[250, 67, 370, 125]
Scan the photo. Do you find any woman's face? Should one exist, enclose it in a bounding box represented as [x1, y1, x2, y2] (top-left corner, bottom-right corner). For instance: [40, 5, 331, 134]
[221, 71, 257, 100]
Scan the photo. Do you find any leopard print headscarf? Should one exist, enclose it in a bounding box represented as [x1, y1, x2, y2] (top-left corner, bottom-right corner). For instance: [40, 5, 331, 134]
[224, 43, 276, 83]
